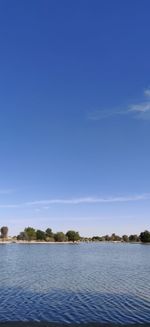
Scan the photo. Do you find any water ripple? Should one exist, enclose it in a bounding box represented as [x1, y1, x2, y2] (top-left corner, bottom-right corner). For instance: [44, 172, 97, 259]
[0, 243, 150, 323]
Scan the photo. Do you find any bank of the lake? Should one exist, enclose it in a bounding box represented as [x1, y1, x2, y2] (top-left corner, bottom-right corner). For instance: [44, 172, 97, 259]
[0, 240, 148, 245]
[0, 241, 78, 244]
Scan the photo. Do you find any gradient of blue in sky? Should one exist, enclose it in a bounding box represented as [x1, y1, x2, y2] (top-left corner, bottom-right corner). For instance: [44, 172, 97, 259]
[0, 0, 150, 236]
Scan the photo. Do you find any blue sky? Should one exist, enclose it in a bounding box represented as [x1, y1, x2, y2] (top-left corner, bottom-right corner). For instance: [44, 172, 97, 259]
[0, 0, 150, 236]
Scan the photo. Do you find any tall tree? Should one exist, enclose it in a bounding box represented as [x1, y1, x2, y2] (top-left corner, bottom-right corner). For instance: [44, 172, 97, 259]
[66, 230, 80, 242]
[24, 227, 36, 241]
[54, 232, 68, 242]
[129, 234, 139, 242]
[140, 230, 150, 243]
[122, 235, 129, 242]
[45, 228, 53, 238]
[36, 230, 46, 241]
[1, 226, 8, 240]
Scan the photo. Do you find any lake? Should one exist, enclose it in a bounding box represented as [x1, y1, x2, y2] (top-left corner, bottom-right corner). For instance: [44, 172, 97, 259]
[0, 243, 150, 324]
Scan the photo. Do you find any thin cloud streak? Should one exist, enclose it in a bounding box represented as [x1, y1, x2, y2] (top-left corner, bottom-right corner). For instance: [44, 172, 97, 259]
[129, 102, 150, 113]
[0, 193, 150, 208]
[88, 109, 127, 120]
[25, 194, 150, 206]
[88, 87, 150, 121]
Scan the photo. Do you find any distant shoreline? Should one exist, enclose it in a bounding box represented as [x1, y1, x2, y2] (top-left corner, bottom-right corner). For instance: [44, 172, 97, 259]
[0, 240, 147, 245]
[0, 241, 78, 244]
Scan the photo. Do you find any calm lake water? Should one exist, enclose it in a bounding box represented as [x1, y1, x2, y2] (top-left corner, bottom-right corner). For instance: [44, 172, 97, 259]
[0, 243, 150, 324]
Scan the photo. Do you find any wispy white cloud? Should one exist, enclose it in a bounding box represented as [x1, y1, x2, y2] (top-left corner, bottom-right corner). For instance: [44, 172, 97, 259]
[0, 193, 150, 208]
[88, 87, 150, 121]
[144, 87, 150, 97]
[88, 109, 127, 120]
[129, 103, 150, 113]
[25, 194, 150, 206]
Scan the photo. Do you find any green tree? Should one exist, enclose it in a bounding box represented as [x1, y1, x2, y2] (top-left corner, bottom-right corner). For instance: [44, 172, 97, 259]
[17, 232, 26, 241]
[66, 230, 80, 242]
[122, 235, 129, 242]
[110, 233, 116, 241]
[109, 233, 121, 241]
[129, 234, 139, 242]
[36, 230, 46, 241]
[92, 236, 103, 242]
[54, 232, 68, 242]
[45, 228, 53, 238]
[104, 235, 110, 241]
[1, 226, 8, 240]
[24, 227, 36, 241]
[140, 230, 150, 243]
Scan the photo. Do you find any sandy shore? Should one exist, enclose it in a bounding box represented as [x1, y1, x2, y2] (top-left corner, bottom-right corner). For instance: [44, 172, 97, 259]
[0, 241, 78, 244]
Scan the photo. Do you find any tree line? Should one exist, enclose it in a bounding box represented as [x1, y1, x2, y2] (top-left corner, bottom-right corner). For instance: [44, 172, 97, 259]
[85, 231, 150, 243]
[1, 226, 150, 243]
[17, 227, 80, 242]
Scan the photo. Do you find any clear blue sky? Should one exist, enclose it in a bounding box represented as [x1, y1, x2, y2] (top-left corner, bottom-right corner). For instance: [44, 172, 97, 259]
[0, 0, 150, 236]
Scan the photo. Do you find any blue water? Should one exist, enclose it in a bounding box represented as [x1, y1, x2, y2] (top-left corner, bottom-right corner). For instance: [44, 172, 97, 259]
[0, 243, 150, 324]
